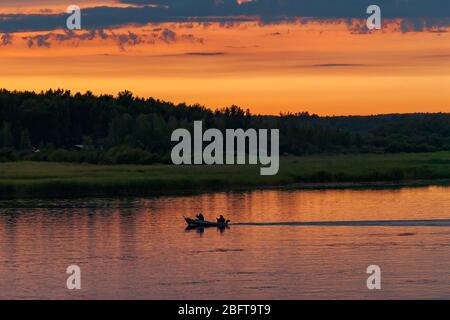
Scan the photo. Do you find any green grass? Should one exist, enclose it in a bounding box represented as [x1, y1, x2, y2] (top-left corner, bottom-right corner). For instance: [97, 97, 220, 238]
[2, 152, 450, 198]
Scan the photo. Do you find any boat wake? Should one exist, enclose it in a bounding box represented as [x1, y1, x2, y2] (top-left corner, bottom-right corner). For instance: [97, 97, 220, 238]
[233, 219, 450, 227]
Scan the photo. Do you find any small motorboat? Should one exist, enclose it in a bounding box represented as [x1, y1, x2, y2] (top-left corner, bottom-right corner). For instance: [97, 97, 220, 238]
[184, 217, 230, 228]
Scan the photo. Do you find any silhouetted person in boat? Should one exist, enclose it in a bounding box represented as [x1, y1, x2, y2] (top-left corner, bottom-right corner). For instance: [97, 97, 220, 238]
[217, 215, 228, 224]
[196, 213, 205, 221]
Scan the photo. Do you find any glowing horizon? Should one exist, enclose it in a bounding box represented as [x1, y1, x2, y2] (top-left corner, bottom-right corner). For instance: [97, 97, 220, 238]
[0, 1, 449, 116]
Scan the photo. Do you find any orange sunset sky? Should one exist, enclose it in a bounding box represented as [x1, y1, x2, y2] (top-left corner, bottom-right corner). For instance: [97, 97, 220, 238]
[0, 0, 449, 115]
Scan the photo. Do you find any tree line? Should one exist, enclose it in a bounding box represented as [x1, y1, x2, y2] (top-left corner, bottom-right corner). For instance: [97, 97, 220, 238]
[1, 89, 449, 163]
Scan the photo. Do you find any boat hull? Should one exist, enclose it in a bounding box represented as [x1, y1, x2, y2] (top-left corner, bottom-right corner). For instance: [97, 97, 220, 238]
[184, 217, 229, 228]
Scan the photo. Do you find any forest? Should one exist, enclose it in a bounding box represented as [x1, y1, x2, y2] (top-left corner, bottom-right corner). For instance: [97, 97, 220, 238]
[1, 88, 450, 164]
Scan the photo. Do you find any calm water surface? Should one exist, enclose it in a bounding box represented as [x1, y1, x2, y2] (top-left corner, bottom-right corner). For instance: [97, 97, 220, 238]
[1, 186, 450, 299]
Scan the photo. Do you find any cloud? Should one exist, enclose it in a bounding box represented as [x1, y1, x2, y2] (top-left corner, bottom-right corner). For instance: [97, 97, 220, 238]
[419, 53, 450, 59]
[159, 28, 177, 42]
[1, 33, 13, 46]
[184, 52, 225, 56]
[17, 28, 202, 49]
[117, 0, 450, 19]
[0, 1, 448, 33]
[25, 34, 52, 48]
[311, 63, 365, 68]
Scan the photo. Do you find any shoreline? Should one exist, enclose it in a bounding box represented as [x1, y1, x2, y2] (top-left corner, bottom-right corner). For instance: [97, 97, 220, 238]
[1, 178, 449, 200]
[2, 152, 450, 199]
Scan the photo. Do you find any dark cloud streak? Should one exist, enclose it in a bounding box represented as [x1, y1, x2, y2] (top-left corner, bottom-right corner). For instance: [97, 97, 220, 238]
[18, 28, 202, 49]
[311, 63, 365, 68]
[0, 1, 448, 33]
[184, 52, 225, 56]
[119, 0, 450, 19]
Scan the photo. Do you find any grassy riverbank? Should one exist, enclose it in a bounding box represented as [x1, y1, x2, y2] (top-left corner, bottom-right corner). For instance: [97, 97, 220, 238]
[2, 152, 450, 198]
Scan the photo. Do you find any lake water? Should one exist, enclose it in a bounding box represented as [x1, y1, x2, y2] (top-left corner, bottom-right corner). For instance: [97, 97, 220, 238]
[1, 186, 450, 299]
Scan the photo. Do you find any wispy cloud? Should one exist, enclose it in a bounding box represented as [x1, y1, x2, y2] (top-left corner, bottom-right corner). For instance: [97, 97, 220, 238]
[184, 52, 225, 56]
[0, 33, 13, 46]
[15, 28, 203, 49]
[311, 63, 365, 68]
